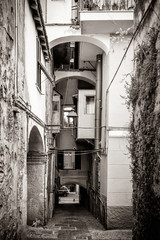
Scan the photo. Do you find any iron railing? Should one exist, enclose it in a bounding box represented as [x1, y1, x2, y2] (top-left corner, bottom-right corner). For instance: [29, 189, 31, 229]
[71, 0, 134, 26]
[80, 0, 134, 11]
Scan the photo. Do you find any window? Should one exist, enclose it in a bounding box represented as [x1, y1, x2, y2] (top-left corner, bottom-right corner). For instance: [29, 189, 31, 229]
[75, 151, 81, 169]
[52, 100, 60, 125]
[64, 152, 75, 169]
[63, 106, 75, 128]
[57, 151, 81, 170]
[53, 101, 59, 111]
[36, 38, 41, 91]
[58, 152, 63, 169]
[86, 96, 95, 114]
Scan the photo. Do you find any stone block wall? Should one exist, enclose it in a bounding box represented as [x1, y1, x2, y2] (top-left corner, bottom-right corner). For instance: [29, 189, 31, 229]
[88, 189, 107, 228]
[0, 0, 27, 239]
[107, 206, 133, 229]
[27, 163, 46, 225]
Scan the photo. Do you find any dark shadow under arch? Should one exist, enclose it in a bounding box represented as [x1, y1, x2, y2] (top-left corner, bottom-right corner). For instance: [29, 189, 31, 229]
[60, 181, 87, 190]
[28, 126, 44, 153]
[55, 75, 96, 87]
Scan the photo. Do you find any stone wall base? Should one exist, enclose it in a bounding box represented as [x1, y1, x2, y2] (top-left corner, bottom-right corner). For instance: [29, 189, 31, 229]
[27, 163, 46, 225]
[88, 190, 107, 228]
[107, 206, 133, 229]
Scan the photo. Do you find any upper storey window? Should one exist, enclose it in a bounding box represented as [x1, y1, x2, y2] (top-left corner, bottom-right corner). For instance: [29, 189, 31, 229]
[36, 38, 41, 91]
[63, 106, 74, 128]
[63, 106, 77, 128]
[86, 96, 95, 114]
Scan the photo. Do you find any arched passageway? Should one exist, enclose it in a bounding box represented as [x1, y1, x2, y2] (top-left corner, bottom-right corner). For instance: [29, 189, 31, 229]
[28, 126, 43, 153]
[51, 36, 106, 226]
[56, 183, 89, 210]
[27, 126, 47, 225]
[50, 35, 108, 54]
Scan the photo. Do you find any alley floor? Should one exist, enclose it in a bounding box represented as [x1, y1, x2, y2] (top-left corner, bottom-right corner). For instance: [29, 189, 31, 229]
[27, 204, 132, 240]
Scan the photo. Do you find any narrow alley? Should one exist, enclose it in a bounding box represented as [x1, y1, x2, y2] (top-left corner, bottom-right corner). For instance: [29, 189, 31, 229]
[1, 0, 160, 239]
[27, 204, 132, 240]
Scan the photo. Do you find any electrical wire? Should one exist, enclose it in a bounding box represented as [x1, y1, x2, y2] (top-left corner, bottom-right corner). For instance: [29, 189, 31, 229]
[150, 1, 160, 21]
[57, 125, 106, 130]
[57, 152, 96, 156]
[106, 0, 158, 93]
[57, 149, 101, 156]
[57, 149, 99, 152]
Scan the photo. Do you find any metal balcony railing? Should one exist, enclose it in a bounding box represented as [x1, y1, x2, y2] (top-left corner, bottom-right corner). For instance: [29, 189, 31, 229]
[71, 0, 134, 28]
[80, 0, 134, 11]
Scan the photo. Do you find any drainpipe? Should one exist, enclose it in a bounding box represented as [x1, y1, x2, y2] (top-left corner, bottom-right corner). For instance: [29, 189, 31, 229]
[95, 55, 102, 150]
[15, 0, 18, 98]
[92, 55, 102, 194]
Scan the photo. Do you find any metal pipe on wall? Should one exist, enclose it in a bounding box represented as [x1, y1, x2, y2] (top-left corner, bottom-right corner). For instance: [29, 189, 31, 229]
[95, 54, 102, 150]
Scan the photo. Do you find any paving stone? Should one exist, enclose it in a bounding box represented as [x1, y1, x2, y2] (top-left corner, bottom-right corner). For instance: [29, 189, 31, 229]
[27, 238, 43, 240]
[52, 227, 61, 230]
[90, 230, 132, 240]
[76, 237, 89, 240]
[27, 205, 132, 240]
[41, 234, 57, 238]
[61, 226, 77, 230]
[55, 223, 69, 227]
[40, 230, 53, 234]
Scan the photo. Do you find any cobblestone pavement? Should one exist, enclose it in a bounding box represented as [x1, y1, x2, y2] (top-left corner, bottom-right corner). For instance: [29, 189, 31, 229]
[27, 204, 132, 240]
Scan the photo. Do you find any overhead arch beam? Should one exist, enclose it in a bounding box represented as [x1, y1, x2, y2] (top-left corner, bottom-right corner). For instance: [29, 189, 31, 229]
[55, 70, 96, 86]
[49, 35, 108, 54]
[60, 179, 87, 190]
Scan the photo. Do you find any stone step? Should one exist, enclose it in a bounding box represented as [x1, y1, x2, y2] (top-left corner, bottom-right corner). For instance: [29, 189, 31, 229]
[75, 237, 90, 240]
[90, 229, 132, 240]
[27, 238, 57, 240]
[54, 224, 70, 227]
[27, 226, 132, 240]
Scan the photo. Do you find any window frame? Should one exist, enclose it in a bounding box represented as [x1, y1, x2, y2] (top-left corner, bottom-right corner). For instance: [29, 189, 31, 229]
[36, 37, 42, 91]
[57, 151, 81, 170]
[62, 105, 75, 128]
[85, 95, 95, 115]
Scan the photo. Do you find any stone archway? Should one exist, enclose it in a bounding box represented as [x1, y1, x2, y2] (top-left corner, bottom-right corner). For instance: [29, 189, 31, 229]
[27, 126, 47, 225]
[28, 126, 43, 153]
[49, 35, 108, 54]
[55, 71, 96, 86]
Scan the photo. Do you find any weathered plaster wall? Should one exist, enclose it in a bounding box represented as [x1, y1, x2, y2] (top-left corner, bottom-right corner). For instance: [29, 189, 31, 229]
[108, 35, 133, 128]
[25, 0, 46, 122]
[46, 0, 72, 24]
[0, 0, 27, 239]
[104, 34, 133, 229]
[107, 136, 132, 229]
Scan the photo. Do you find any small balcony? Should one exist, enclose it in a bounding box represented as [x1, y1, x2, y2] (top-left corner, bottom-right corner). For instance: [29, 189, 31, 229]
[80, 0, 134, 11]
[78, 0, 134, 34]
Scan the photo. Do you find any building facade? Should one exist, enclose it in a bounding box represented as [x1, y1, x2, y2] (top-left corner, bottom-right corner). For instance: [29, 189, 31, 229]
[0, 0, 54, 239]
[42, 0, 134, 229]
[0, 0, 135, 239]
